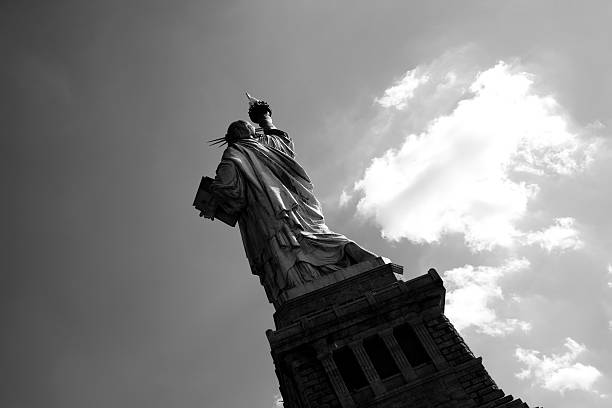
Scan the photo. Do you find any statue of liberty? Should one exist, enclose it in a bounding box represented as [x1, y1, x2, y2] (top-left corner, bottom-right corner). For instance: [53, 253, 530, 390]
[196, 94, 379, 306]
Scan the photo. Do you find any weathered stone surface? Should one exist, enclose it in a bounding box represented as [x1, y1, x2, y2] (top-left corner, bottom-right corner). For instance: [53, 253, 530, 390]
[266, 263, 535, 408]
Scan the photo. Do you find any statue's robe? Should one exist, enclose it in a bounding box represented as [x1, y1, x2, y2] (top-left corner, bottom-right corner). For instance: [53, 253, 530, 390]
[211, 129, 376, 304]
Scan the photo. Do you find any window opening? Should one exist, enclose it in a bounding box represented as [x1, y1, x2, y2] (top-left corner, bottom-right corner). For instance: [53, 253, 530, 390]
[332, 347, 369, 391]
[393, 324, 432, 366]
[363, 336, 400, 379]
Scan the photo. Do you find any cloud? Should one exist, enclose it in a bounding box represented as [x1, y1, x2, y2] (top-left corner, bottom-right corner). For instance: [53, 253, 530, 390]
[273, 393, 283, 407]
[608, 264, 612, 289]
[354, 59, 596, 251]
[524, 217, 583, 251]
[374, 69, 430, 109]
[339, 189, 352, 207]
[515, 338, 602, 394]
[443, 258, 531, 336]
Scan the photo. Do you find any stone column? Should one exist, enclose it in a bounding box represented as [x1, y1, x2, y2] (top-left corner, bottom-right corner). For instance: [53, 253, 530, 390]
[349, 340, 385, 395]
[276, 365, 302, 408]
[379, 329, 417, 382]
[314, 346, 356, 408]
[413, 321, 448, 369]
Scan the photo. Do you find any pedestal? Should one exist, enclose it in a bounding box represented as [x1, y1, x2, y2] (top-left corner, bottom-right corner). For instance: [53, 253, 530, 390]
[266, 262, 532, 408]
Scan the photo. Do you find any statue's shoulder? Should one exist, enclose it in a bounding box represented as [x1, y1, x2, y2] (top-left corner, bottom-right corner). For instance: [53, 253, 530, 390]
[256, 128, 294, 155]
[222, 140, 261, 159]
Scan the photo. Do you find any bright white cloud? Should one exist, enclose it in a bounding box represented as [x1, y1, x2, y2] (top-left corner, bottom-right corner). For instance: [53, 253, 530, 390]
[516, 338, 602, 394]
[608, 264, 612, 288]
[374, 69, 430, 109]
[443, 258, 531, 336]
[525, 217, 583, 251]
[273, 393, 283, 407]
[355, 60, 595, 251]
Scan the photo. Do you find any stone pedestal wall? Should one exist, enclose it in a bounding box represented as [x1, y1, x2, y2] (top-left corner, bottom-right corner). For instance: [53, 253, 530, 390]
[266, 263, 533, 408]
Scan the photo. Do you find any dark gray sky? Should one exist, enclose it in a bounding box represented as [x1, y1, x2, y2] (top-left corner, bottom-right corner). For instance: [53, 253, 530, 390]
[3, 1, 612, 407]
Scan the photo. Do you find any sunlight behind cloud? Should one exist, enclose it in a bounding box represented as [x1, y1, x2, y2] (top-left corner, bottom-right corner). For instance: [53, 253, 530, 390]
[443, 258, 531, 336]
[355, 60, 595, 251]
[515, 338, 602, 394]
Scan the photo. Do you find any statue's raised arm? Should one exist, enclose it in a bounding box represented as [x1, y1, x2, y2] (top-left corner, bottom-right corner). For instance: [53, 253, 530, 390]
[246, 92, 295, 157]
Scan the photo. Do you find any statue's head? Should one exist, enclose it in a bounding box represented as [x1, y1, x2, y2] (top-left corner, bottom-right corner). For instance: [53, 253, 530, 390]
[225, 120, 255, 143]
[248, 100, 272, 124]
[208, 120, 255, 147]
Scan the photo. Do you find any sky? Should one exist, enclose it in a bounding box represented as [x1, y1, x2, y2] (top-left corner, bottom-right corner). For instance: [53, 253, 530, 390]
[2, 1, 612, 407]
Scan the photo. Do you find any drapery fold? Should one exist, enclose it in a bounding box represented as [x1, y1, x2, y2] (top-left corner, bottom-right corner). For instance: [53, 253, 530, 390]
[211, 131, 376, 304]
